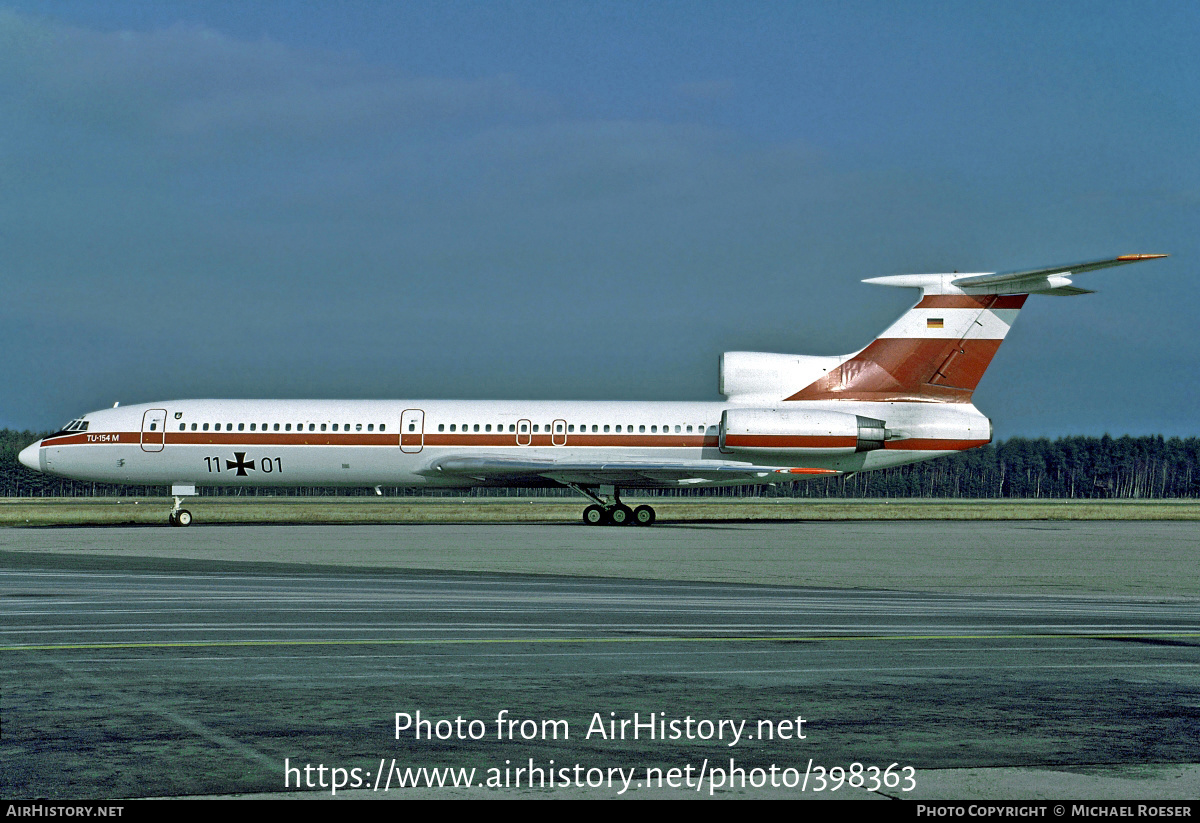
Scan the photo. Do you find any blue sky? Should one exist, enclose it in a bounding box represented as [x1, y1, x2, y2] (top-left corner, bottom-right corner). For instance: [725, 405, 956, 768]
[1, 1, 1196, 436]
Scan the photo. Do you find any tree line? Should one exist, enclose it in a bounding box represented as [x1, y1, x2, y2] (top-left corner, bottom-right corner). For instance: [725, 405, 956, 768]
[2, 428, 1198, 499]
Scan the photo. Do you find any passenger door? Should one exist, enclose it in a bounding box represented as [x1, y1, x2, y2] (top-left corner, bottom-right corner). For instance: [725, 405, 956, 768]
[141, 409, 167, 453]
[400, 409, 425, 453]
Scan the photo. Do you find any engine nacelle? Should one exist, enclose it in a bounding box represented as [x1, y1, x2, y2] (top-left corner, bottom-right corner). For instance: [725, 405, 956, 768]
[720, 408, 886, 455]
[719, 351, 845, 402]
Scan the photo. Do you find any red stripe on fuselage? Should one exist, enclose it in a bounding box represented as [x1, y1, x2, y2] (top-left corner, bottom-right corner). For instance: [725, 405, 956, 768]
[43, 431, 984, 454]
[41, 432, 724, 449]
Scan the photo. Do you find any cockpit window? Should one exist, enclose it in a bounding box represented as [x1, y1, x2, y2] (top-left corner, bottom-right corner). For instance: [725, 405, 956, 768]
[56, 419, 89, 434]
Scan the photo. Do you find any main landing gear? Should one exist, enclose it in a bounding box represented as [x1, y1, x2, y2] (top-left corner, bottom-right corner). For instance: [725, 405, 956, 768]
[168, 496, 193, 527]
[570, 484, 656, 527]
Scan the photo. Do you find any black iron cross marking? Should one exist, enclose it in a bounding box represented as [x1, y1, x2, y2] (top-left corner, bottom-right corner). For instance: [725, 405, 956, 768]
[226, 452, 256, 476]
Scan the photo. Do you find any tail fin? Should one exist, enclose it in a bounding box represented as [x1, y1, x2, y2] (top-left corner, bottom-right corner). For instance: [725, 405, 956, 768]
[785, 254, 1166, 404]
[785, 289, 1026, 403]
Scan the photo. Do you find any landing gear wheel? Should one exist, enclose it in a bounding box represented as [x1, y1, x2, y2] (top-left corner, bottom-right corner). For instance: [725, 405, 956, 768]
[609, 504, 633, 526]
[176, 510, 192, 527]
[633, 505, 656, 526]
[583, 505, 606, 526]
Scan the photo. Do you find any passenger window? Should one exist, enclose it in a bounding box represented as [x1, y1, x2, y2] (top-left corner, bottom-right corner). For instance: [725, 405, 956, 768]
[333, 424, 339, 431]
[485, 424, 492, 432]
[687, 425, 693, 433]
[450, 424, 456, 432]
[285, 424, 292, 431]
[675, 425, 681, 433]
[520, 423, 527, 433]
[238, 423, 245, 431]
[368, 424, 375, 432]
[567, 425, 574, 433]
[320, 424, 327, 431]
[603, 425, 610, 432]
[639, 425, 645, 433]
[409, 423, 415, 432]
[191, 423, 197, 431]
[203, 423, 210, 431]
[250, 424, 256, 431]
[651, 425, 657, 433]
[380, 425, 385, 432]
[274, 423, 280, 431]
[438, 424, 445, 432]
[473, 424, 479, 432]
[149, 423, 157, 430]
[356, 424, 362, 431]
[179, 424, 185, 431]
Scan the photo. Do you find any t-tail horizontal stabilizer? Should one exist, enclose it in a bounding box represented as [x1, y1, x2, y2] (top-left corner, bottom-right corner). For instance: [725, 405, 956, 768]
[863, 253, 1168, 297]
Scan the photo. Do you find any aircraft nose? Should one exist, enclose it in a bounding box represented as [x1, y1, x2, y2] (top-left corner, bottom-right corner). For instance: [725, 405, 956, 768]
[18, 441, 42, 472]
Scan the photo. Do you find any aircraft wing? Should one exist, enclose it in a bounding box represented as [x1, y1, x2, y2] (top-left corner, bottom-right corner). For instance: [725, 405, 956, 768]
[951, 253, 1167, 295]
[420, 455, 839, 487]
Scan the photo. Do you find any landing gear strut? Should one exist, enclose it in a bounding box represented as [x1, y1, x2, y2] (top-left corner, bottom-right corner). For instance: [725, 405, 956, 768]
[569, 484, 656, 526]
[168, 495, 193, 527]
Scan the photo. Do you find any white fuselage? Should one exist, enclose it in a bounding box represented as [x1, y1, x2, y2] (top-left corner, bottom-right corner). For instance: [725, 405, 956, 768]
[24, 397, 990, 490]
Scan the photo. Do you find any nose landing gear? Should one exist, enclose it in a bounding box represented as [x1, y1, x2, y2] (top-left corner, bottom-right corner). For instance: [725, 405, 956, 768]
[168, 495, 193, 527]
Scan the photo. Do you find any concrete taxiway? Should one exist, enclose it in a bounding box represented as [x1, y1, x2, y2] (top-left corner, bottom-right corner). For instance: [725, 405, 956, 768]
[4, 520, 1199, 594]
[1, 521, 1198, 799]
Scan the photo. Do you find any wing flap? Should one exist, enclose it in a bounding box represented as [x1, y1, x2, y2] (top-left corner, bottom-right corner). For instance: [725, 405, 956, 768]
[421, 455, 838, 487]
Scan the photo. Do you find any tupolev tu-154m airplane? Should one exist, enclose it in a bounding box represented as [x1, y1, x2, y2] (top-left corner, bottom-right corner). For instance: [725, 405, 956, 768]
[19, 254, 1166, 527]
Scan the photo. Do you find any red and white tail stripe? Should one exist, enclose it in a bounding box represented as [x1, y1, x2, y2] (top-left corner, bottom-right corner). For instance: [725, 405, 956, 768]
[786, 293, 1026, 403]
